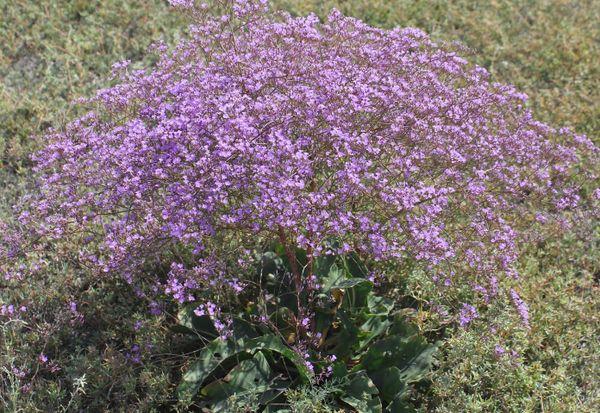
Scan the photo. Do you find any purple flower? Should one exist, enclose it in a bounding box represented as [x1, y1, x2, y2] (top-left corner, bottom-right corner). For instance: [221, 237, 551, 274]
[510, 289, 530, 328]
[459, 303, 479, 327]
[2, 0, 596, 341]
[149, 301, 163, 316]
[494, 345, 506, 358]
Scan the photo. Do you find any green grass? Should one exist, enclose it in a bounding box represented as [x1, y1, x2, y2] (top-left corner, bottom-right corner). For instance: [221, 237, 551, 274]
[424, 232, 599, 412]
[0, 0, 184, 170]
[1, 1, 598, 411]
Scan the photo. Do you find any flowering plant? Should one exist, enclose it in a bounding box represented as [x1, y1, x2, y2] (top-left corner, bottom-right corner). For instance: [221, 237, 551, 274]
[2, 0, 597, 345]
[174, 249, 436, 411]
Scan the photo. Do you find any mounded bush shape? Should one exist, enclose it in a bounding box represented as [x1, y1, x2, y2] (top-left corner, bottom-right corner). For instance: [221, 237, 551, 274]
[1, 0, 598, 411]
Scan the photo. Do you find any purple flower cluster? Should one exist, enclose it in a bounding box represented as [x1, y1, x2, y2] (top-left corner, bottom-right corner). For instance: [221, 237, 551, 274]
[2, 0, 597, 326]
[0, 303, 27, 318]
[510, 289, 530, 328]
[459, 303, 479, 327]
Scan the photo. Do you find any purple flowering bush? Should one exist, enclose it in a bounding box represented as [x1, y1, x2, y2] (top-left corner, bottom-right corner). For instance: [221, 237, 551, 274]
[1, 0, 598, 409]
[10, 0, 596, 321]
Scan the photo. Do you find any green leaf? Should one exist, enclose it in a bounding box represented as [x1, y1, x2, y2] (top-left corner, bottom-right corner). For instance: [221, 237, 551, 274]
[331, 278, 373, 290]
[174, 304, 218, 338]
[179, 334, 310, 402]
[230, 317, 260, 340]
[328, 309, 360, 359]
[367, 295, 395, 316]
[247, 335, 313, 383]
[387, 317, 419, 338]
[385, 396, 418, 413]
[342, 253, 369, 279]
[178, 339, 250, 401]
[201, 352, 272, 401]
[369, 367, 408, 403]
[321, 262, 346, 292]
[332, 360, 349, 379]
[358, 317, 392, 351]
[313, 254, 338, 278]
[256, 377, 292, 407]
[332, 278, 373, 309]
[201, 351, 275, 411]
[227, 351, 272, 389]
[357, 335, 434, 378]
[341, 371, 382, 413]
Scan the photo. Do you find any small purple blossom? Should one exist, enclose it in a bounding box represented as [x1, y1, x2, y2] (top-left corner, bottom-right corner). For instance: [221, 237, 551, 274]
[510, 289, 530, 328]
[459, 303, 479, 327]
[494, 345, 506, 358]
[149, 301, 163, 316]
[126, 344, 142, 364]
[11, 366, 28, 379]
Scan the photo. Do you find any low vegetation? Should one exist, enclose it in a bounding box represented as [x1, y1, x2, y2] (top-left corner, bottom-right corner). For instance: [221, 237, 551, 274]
[1, 1, 597, 412]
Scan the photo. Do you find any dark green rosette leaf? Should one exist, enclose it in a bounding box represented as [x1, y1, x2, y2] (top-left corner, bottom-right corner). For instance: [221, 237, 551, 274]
[178, 338, 251, 402]
[172, 304, 218, 339]
[341, 371, 383, 413]
[178, 334, 312, 403]
[331, 278, 373, 309]
[200, 351, 279, 412]
[369, 367, 408, 403]
[356, 335, 436, 382]
[358, 317, 392, 351]
[367, 295, 395, 316]
[320, 262, 346, 292]
[248, 335, 312, 383]
[385, 396, 418, 413]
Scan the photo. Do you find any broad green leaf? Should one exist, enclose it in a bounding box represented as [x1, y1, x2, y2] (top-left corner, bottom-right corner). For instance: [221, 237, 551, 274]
[174, 304, 218, 338]
[341, 371, 382, 413]
[342, 253, 369, 279]
[367, 295, 395, 316]
[387, 317, 419, 338]
[178, 339, 250, 401]
[201, 351, 274, 411]
[227, 351, 272, 389]
[332, 360, 349, 379]
[256, 377, 292, 406]
[313, 254, 337, 278]
[369, 367, 408, 403]
[328, 309, 360, 359]
[358, 317, 392, 351]
[230, 317, 260, 340]
[385, 396, 418, 413]
[179, 334, 310, 402]
[247, 335, 313, 383]
[395, 341, 437, 383]
[331, 278, 373, 290]
[321, 262, 346, 292]
[333, 278, 373, 309]
[355, 335, 436, 384]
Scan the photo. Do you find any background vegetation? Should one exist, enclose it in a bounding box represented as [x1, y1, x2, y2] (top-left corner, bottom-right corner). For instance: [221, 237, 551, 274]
[1, 0, 598, 411]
